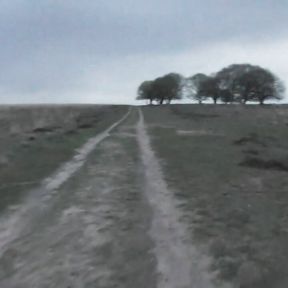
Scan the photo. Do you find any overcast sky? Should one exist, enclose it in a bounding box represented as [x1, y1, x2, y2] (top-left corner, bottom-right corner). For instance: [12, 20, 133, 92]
[1, 0, 288, 104]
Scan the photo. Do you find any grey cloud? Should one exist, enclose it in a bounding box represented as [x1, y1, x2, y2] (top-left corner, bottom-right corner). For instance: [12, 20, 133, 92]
[0, 0, 287, 101]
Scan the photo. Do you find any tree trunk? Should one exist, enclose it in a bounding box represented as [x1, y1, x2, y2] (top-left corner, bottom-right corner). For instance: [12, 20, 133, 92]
[160, 98, 164, 105]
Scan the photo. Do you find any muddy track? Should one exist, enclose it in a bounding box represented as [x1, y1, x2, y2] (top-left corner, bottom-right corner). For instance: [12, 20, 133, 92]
[137, 108, 214, 288]
[0, 107, 132, 254]
[0, 107, 217, 288]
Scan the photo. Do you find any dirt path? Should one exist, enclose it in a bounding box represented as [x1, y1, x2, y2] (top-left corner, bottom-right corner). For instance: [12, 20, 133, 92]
[0, 107, 131, 254]
[0, 107, 217, 288]
[137, 108, 214, 288]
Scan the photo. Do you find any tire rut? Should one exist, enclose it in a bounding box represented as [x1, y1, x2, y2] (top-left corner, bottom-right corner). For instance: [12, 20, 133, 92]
[0, 107, 218, 288]
[0, 108, 157, 287]
[137, 108, 215, 288]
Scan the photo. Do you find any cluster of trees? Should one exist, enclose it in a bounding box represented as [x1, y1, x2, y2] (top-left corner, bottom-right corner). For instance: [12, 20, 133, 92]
[137, 64, 285, 105]
[137, 73, 183, 105]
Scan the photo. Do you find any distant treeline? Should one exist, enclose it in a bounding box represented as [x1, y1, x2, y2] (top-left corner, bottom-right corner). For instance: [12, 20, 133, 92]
[136, 64, 285, 105]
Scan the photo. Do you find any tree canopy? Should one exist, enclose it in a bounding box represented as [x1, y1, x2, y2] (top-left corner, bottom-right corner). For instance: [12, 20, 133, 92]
[136, 64, 285, 105]
[186, 73, 209, 104]
[137, 81, 154, 104]
[137, 73, 184, 105]
[215, 64, 284, 104]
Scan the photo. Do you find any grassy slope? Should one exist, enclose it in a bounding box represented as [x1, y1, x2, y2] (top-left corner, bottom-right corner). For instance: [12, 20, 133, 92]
[0, 105, 128, 213]
[143, 104, 288, 287]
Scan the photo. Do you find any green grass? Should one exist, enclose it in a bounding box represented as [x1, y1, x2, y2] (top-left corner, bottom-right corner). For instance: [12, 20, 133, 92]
[143, 104, 288, 286]
[0, 105, 128, 213]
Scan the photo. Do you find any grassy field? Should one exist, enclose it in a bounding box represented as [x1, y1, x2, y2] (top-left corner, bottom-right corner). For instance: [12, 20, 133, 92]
[0, 105, 128, 213]
[2, 103, 288, 287]
[143, 104, 288, 287]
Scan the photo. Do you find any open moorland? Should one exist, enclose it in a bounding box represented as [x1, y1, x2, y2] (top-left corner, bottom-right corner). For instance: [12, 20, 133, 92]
[143, 104, 288, 287]
[0, 105, 127, 212]
[0, 104, 288, 288]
